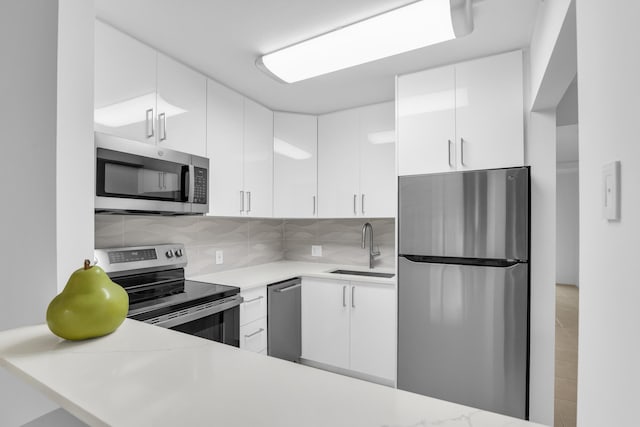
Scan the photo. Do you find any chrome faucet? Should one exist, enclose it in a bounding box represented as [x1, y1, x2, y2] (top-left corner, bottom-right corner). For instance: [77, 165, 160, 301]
[361, 222, 380, 269]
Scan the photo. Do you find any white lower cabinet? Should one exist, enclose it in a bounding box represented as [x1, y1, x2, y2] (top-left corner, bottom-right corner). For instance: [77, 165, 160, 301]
[301, 278, 350, 369]
[240, 317, 267, 353]
[239, 287, 267, 353]
[349, 283, 396, 381]
[301, 277, 395, 381]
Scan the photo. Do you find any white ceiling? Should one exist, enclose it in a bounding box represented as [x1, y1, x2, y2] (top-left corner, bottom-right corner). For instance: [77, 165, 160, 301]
[95, 0, 541, 115]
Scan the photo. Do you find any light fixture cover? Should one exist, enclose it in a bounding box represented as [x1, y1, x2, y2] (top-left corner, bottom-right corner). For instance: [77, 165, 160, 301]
[258, 0, 462, 83]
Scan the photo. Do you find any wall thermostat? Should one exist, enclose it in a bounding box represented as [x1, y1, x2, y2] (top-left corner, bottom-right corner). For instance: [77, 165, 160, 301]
[602, 161, 620, 221]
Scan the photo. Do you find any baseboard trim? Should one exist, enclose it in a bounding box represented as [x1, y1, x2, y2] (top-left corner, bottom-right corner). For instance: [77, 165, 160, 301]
[299, 358, 395, 388]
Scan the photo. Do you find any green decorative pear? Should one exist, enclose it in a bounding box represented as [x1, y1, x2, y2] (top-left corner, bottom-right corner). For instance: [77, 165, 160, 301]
[47, 260, 129, 340]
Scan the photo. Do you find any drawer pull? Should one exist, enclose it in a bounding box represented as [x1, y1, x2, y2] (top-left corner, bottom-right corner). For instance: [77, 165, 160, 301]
[244, 328, 264, 339]
[244, 295, 264, 304]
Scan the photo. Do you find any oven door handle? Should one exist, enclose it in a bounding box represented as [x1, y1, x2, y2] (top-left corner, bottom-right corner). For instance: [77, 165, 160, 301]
[148, 295, 243, 329]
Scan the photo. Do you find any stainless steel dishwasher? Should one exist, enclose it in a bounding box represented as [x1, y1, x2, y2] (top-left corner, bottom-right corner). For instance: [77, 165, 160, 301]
[267, 278, 301, 362]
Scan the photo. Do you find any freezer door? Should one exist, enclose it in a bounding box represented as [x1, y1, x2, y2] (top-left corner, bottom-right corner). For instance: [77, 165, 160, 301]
[397, 256, 528, 419]
[399, 167, 529, 260]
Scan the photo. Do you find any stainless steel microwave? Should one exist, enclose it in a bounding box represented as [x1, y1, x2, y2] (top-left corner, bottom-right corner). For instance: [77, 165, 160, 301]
[95, 132, 209, 215]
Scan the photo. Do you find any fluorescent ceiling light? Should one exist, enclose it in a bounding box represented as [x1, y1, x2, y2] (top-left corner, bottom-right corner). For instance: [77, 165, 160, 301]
[94, 93, 187, 128]
[367, 130, 396, 145]
[274, 138, 312, 160]
[258, 0, 460, 83]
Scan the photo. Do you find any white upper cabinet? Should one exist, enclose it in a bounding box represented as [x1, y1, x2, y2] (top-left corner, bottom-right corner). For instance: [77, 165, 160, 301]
[273, 112, 318, 218]
[207, 79, 244, 217]
[454, 51, 524, 170]
[398, 50, 524, 175]
[95, 21, 207, 156]
[243, 98, 274, 218]
[318, 109, 360, 218]
[156, 53, 207, 157]
[397, 66, 455, 175]
[358, 102, 396, 218]
[207, 80, 273, 217]
[318, 102, 395, 218]
[95, 20, 156, 144]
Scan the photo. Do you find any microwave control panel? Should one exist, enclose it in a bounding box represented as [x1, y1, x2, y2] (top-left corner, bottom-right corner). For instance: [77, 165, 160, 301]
[193, 167, 208, 204]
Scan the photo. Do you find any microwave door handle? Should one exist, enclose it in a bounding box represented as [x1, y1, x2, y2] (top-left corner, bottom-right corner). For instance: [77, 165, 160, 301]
[188, 165, 195, 203]
[180, 166, 189, 202]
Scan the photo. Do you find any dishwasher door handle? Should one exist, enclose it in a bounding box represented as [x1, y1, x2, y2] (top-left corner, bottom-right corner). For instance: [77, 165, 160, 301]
[274, 283, 301, 293]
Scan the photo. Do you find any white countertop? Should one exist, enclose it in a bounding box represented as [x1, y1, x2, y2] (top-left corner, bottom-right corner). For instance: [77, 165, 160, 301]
[0, 320, 543, 427]
[188, 260, 396, 290]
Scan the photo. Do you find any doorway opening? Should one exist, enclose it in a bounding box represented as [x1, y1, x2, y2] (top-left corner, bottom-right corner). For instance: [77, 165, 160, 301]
[554, 75, 579, 427]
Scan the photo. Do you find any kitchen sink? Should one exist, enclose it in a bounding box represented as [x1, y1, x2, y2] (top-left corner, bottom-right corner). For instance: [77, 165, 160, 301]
[329, 269, 395, 278]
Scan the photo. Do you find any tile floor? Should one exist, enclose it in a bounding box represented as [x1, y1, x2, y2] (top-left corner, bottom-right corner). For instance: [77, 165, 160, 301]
[554, 284, 579, 427]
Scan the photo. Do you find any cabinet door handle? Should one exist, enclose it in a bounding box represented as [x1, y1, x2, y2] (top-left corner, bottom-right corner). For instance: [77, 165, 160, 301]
[246, 191, 251, 213]
[146, 108, 154, 138]
[244, 328, 264, 339]
[240, 190, 245, 213]
[447, 139, 453, 167]
[159, 112, 167, 141]
[351, 286, 355, 308]
[460, 137, 465, 166]
[312, 195, 316, 215]
[342, 285, 347, 307]
[353, 194, 357, 215]
[361, 194, 365, 215]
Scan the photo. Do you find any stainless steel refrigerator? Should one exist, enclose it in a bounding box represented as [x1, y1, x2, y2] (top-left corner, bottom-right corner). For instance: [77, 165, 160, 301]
[397, 167, 530, 419]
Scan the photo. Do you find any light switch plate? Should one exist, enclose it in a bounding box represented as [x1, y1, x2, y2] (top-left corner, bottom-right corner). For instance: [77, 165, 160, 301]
[215, 250, 224, 264]
[602, 161, 620, 221]
[311, 245, 322, 257]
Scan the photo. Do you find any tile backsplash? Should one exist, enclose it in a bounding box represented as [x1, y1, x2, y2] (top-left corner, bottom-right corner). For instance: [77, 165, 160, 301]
[95, 215, 395, 276]
[95, 215, 284, 277]
[283, 218, 395, 269]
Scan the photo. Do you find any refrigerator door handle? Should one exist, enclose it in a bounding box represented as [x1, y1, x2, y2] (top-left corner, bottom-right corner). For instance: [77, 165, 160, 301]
[399, 254, 524, 268]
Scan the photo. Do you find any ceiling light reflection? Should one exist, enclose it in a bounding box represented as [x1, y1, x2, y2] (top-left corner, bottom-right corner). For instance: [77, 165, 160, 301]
[274, 138, 312, 160]
[398, 88, 468, 117]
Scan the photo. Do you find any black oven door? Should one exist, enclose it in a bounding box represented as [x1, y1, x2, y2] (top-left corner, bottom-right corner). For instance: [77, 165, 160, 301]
[131, 296, 242, 348]
[170, 304, 240, 347]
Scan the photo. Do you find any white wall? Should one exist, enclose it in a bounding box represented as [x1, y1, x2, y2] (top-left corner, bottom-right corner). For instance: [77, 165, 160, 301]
[56, 0, 96, 291]
[529, 0, 575, 110]
[526, 1, 579, 423]
[556, 167, 579, 286]
[0, 2, 62, 425]
[0, 1, 95, 425]
[525, 109, 557, 426]
[575, 1, 640, 425]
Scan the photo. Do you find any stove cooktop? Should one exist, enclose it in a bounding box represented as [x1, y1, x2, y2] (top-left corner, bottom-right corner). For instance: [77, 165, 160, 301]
[126, 280, 239, 317]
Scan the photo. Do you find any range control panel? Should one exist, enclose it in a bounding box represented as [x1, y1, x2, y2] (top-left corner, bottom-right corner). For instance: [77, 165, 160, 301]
[95, 244, 187, 275]
[108, 248, 157, 264]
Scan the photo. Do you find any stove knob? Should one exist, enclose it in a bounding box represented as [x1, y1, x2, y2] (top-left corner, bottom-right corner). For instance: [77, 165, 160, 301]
[175, 249, 183, 257]
[165, 250, 174, 258]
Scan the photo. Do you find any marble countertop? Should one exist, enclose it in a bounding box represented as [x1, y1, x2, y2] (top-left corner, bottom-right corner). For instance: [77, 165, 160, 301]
[0, 320, 543, 427]
[188, 260, 396, 290]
